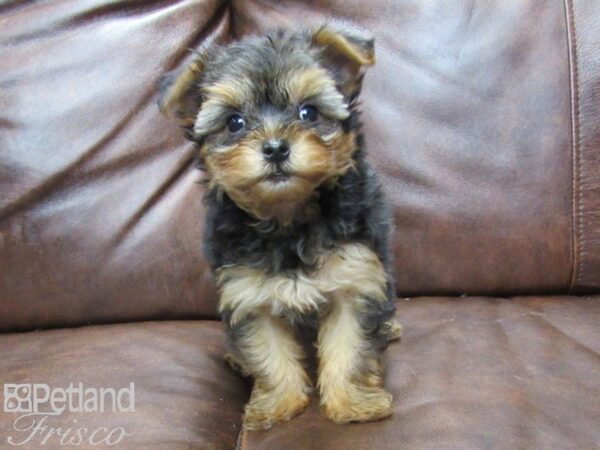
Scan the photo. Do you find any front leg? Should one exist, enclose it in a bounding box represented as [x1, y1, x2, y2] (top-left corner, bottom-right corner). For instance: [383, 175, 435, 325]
[230, 312, 311, 430]
[317, 297, 393, 423]
[218, 268, 312, 430]
[315, 243, 395, 423]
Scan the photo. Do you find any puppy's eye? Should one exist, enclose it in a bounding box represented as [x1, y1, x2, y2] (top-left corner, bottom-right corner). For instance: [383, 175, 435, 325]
[298, 105, 318, 122]
[226, 114, 245, 133]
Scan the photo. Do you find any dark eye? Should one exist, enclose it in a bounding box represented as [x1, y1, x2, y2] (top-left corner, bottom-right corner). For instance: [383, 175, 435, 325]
[226, 114, 245, 133]
[298, 105, 318, 122]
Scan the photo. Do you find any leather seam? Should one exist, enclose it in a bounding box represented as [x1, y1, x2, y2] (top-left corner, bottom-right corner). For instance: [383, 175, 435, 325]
[564, 0, 582, 292]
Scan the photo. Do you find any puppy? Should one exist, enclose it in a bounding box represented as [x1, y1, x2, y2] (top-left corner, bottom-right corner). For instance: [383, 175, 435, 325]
[158, 26, 400, 430]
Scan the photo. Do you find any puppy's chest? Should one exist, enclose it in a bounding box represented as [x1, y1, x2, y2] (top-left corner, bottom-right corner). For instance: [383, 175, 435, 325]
[217, 242, 387, 326]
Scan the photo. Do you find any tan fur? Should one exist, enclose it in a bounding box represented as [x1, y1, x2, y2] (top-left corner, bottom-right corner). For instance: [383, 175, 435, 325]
[312, 243, 392, 422]
[217, 243, 387, 324]
[312, 27, 375, 67]
[204, 127, 356, 225]
[204, 79, 252, 107]
[317, 294, 393, 423]
[218, 243, 392, 427]
[384, 319, 403, 341]
[312, 26, 375, 98]
[313, 241, 388, 307]
[236, 312, 311, 430]
[159, 58, 204, 126]
[193, 79, 254, 136]
[217, 266, 328, 325]
[286, 68, 350, 120]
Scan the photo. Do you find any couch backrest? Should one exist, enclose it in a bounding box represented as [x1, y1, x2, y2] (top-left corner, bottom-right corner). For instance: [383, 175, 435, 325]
[1, 0, 599, 331]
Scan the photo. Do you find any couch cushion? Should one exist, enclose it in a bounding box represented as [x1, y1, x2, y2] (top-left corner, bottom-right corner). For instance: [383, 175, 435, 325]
[0, 321, 247, 450]
[242, 296, 600, 450]
[0, 0, 230, 332]
[3, 0, 600, 332]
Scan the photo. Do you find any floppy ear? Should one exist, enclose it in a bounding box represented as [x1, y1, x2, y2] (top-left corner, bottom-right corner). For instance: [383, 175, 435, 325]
[311, 25, 375, 99]
[157, 54, 205, 138]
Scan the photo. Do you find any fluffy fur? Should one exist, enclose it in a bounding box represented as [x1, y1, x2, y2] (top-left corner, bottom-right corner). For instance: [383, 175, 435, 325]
[159, 26, 399, 430]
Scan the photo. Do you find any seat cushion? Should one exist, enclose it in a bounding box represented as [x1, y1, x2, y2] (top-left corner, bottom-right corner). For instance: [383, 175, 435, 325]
[242, 296, 600, 450]
[0, 321, 247, 450]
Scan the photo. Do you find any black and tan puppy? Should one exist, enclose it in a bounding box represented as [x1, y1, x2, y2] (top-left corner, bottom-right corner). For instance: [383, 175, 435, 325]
[158, 26, 400, 430]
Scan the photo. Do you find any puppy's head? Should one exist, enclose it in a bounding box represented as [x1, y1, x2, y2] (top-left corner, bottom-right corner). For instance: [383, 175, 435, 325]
[159, 26, 375, 224]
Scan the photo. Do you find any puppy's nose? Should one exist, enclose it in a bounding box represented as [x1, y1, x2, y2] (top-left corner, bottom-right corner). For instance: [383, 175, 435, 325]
[262, 139, 290, 163]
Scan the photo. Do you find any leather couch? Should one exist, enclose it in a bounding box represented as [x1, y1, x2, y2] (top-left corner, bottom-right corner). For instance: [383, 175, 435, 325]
[1, 1, 599, 449]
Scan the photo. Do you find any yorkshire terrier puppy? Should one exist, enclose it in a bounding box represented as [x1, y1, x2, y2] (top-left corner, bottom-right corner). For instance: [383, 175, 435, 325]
[158, 26, 401, 430]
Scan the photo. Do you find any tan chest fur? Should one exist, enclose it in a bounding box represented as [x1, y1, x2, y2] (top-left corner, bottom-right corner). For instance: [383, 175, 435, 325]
[216, 243, 388, 325]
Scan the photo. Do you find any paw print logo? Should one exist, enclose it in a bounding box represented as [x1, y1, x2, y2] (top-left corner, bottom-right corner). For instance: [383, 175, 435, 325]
[4, 384, 32, 413]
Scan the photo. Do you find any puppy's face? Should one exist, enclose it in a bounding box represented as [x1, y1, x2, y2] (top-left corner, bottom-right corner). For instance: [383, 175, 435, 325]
[159, 27, 375, 224]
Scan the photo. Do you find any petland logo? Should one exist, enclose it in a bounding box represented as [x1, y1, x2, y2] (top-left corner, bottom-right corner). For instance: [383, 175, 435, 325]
[3, 383, 135, 446]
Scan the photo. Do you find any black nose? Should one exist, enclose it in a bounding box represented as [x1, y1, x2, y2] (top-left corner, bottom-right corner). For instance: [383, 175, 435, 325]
[262, 139, 290, 163]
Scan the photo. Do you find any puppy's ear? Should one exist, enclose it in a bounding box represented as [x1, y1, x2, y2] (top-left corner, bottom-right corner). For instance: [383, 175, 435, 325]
[158, 54, 205, 137]
[311, 25, 375, 99]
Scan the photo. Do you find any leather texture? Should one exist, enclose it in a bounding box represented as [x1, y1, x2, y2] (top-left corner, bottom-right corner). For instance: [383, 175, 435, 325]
[0, 321, 247, 450]
[242, 295, 600, 450]
[567, 0, 600, 292]
[2, 0, 599, 331]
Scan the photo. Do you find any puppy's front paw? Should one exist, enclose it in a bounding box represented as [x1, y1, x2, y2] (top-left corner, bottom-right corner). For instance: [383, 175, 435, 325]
[225, 353, 247, 375]
[384, 319, 403, 342]
[244, 386, 310, 430]
[322, 385, 393, 424]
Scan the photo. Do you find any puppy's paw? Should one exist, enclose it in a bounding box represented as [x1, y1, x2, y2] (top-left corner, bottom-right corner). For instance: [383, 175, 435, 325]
[224, 353, 247, 375]
[322, 385, 393, 424]
[383, 319, 402, 342]
[243, 386, 310, 430]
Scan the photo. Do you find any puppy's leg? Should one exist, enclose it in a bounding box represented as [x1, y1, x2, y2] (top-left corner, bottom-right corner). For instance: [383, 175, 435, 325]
[315, 243, 395, 423]
[317, 297, 393, 423]
[231, 312, 311, 430]
[218, 266, 315, 429]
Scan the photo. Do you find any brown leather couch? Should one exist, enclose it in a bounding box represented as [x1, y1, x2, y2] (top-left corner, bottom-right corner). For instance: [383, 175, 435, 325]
[1, 1, 599, 449]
